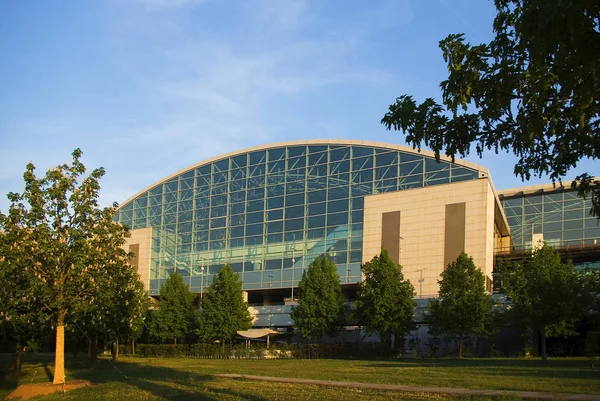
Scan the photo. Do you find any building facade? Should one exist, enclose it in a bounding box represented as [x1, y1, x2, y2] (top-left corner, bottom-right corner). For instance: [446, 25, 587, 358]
[116, 140, 599, 307]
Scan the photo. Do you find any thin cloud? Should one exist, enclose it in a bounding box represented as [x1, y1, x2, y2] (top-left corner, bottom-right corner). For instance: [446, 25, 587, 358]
[131, 0, 211, 9]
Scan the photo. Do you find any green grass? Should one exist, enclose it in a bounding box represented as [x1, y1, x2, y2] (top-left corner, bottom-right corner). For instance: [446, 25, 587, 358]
[1, 353, 598, 400]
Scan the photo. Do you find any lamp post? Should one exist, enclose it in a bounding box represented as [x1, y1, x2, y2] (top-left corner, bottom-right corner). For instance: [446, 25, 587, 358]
[290, 245, 296, 302]
[416, 268, 427, 298]
[399, 236, 404, 264]
[200, 264, 205, 303]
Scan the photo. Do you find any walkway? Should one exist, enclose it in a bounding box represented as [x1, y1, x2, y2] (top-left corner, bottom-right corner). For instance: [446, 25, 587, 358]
[215, 374, 600, 400]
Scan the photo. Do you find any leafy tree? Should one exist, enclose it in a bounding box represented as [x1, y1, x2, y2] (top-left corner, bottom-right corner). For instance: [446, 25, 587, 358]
[355, 248, 416, 351]
[0, 149, 133, 384]
[427, 253, 493, 357]
[381, 0, 600, 216]
[0, 221, 50, 375]
[150, 271, 197, 344]
[498, 244, 582, 360]
[290, 256, 346, 342]
[69, 262, 148, 363]
[105, 265, 149, 359]
[197, 265, 252, 345]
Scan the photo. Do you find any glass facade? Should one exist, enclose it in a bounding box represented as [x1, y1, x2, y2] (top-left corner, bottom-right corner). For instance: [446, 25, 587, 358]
[117, 143, 480, 295]
[500, 190, 600, 252]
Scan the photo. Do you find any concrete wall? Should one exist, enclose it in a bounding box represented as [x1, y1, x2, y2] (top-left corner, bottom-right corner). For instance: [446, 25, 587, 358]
[124, 227, 152, 291]
[362, 178, 498, 297]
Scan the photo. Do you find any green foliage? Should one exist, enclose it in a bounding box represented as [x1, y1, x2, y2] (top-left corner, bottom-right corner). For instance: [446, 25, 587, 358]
[581, 268, 600, 331]
[498, 244, 583, 360]
[150, 272, 197, 344]
[354, 248, 416, 349]
[197, 265, 252, 344]
[0, 149, 140, 382]
[427, 253, 493, 357]
[381, 0, 600, 217]
[0, 217, 51, 374]
[290, 256, 347, 342]
[586, 331, 600, 368]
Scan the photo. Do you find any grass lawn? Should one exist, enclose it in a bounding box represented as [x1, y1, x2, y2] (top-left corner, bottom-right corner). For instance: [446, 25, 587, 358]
[1, 353, 598, 400]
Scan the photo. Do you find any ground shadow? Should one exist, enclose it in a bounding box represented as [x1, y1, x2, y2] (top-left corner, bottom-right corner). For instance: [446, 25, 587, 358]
[362, 358, 600, 382]
[1, 353, 271, 401]
[67, 357, 270, 401]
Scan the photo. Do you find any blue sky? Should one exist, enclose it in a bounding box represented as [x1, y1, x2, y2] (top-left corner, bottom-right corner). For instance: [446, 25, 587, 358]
[0, 0, 595, 211]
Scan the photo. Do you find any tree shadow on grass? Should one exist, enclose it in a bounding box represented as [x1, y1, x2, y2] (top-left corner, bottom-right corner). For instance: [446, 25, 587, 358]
[67, 358, 271, 401]
[362, 358, 600, 382]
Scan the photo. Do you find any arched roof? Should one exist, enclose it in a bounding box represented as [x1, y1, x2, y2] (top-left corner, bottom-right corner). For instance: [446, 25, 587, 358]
[117, 139, 489, 209]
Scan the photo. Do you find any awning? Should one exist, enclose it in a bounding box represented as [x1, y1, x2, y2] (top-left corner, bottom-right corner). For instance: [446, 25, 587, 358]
[236, 328, 279, 339]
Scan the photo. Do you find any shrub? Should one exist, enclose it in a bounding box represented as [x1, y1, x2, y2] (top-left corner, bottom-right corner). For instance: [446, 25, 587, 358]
[585, 331, 600, 368]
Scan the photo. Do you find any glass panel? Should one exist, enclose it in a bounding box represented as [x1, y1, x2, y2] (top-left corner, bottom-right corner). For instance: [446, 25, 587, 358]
[214, 159, 229, 172]
[330, 147, 350, 162]
[307, 190, 327, 203]
[352, 156, 373, 171]
[308, 151, 328, 165]
[327, 212, 348, 227]
[376, 151, 398, 167]
[247, 200, 265, 213]
[285, 205, 304, 219]
[288, 146, 306, 157]
[352, 146, 373, 158]
[308, 215, 326, 228]
[267, 208, 284, 220]
[267, 221, 283, 233]
[400, 160, 423, 176]
[231, 154, 247, 168]
[246, 223, 263, 236]
[286, 193, 304, 206]
[285, 217, 304, 231]
[164, 179, 178, 193]
[246, 211, 264, 224]
[267, 196, 284, 209]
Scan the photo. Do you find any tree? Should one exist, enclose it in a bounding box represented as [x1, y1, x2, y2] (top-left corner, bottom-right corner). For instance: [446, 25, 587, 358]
[498, 244, 582, 360]
[197, 265, 252, 345]
[427, 253, 493, 358]
[0, 149, 133, 384]
[0, 221, 50, 375]
[290, 256, 346, 342]
[381, 0, 600, 217]
[355, 248, 416, 351]
[150, 271, 197, 344]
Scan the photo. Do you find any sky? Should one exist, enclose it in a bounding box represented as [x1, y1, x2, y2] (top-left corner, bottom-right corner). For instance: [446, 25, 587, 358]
[0, 0, 596, 212]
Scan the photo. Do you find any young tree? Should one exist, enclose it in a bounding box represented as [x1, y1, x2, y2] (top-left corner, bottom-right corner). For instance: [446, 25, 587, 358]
[290, 256, 346, 342]
[381, 1, 600, 216]
[197, 265, 252, 345]
[0, 149, 133, 384]
[498, 244, 582, 360]
[0, 220, 50, 375]
[150, 271, 197, 344]
[427, 253, 493, 357]
[355, 248, 416, 351]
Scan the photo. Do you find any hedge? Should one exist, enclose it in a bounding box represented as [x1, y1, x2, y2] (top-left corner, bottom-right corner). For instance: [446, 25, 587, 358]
[120, 342, 404, 360]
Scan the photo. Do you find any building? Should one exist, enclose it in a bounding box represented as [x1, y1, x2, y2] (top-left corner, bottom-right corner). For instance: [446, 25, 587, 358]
[116, 140, 600, 324]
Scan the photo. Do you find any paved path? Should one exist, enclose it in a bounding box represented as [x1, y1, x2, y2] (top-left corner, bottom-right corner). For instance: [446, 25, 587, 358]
[215, 374, 600, 400]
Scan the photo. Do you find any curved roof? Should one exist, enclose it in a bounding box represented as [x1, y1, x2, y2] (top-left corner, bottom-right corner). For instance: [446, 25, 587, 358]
[117, 139, 490, 209]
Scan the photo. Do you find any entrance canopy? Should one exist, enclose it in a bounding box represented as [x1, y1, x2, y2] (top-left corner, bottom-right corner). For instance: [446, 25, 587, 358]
[236, 328, 278, 339]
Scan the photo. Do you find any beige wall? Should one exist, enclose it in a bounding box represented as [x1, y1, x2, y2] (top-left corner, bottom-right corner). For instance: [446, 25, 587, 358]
[124, 227, 153, 292]
[362, 178, 499, 298]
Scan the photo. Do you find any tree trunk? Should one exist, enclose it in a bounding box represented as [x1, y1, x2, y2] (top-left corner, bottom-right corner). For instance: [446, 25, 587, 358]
[131, 339, 135, 355]
[53, 311, 66, 385]
[459, 335, 463, 358]
[14, 342, 22, 376]
[540, 327, 547, 361]
[112, 339, 119, 361]
[90, 334, 98, 366]
[174, 337, 177, 345]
